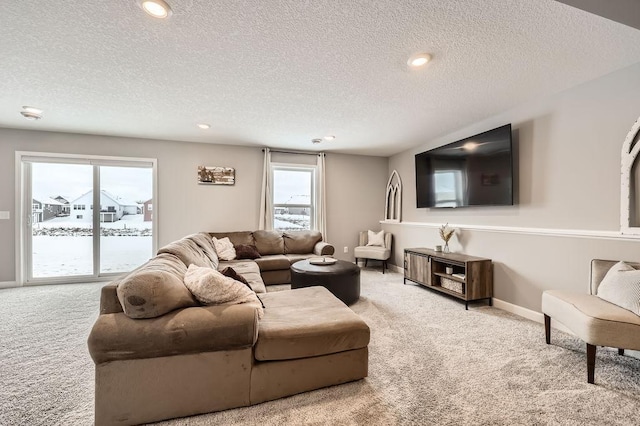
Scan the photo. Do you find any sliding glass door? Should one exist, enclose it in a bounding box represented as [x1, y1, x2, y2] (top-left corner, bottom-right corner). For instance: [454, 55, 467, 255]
[19, 153, 156, 284]
[30, 162, 94, 278]
[99, 166, 153, 274]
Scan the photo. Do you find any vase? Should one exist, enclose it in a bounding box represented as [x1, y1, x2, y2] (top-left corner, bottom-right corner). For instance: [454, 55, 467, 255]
[443, 242, 450, 253]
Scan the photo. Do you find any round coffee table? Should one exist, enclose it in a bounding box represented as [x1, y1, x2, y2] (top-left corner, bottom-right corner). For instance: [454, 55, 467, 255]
[290, 259, 361, 305]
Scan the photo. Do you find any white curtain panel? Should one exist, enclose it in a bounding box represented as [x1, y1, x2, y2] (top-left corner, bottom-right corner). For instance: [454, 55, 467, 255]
[258, 148, 273, 230]
[317, 152, 327, 240]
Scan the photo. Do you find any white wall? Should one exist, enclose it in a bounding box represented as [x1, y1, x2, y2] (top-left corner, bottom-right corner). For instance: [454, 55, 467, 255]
[385, 61, 640, 312]
[0, 130, 388, 283]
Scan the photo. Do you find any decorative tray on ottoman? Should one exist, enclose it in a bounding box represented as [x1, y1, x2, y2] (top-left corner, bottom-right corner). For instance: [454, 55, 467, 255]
[308, 257, 337, 265]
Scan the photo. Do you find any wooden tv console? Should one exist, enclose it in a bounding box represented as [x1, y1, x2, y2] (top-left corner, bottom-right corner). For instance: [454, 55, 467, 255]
[404, 248, 493, 310]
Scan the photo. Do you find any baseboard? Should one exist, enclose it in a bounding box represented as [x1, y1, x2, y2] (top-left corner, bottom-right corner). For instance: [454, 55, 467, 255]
[389, 264, 403, 273]
[492, 297, 574, 335]
[0, 281, 18, 289]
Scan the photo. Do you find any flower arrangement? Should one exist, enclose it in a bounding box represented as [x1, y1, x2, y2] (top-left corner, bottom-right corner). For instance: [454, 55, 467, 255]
[439, 223, 455, 252]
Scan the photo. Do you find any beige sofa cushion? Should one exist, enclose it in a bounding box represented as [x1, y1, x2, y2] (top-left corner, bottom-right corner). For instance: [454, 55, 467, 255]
[254, 255, 290, 272]
[158, 238, 213, 268]
[218, 260, 267, 294]
[255, 287, 370, 361]
[254, 230, 284, 255]
[283, 231, 322, 254]
[185, 232, 219, 269]
[209, 231, 254, 247]
[183, 265, 263, 319]
[88, 303, 259, 363]
[117, 253, 197, 319]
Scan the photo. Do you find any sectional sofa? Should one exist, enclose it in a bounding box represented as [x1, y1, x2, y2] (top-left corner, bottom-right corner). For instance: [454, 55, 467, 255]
[87, 230, 370, 426]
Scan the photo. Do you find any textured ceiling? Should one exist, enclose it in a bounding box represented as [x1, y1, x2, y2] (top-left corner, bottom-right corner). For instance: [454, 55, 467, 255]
[1, 0, 640, 157]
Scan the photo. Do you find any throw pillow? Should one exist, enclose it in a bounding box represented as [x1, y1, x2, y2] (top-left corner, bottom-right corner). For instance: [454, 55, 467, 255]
[221, 266, 265, 308]
[234, 244, 261, 260]
[366, 230, 385, 247]
[596, 261, 640, 315]
[211, 236, 236, 261]
[184, 264, 264, 318]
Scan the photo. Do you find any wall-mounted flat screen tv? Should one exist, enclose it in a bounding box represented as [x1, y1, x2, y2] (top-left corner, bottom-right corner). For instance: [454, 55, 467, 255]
[415, 124, 513, 208]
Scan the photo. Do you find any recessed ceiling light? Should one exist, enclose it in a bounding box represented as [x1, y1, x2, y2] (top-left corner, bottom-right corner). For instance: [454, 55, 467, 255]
[20, 111, 42, 120]
[138, 0, 172, 19]
[323, 135, 335, 141]
[197, 123, 211, 129]
[22, 106, 43, 114]
[311, 138, 322, 144]
[407, 53, 432, 68]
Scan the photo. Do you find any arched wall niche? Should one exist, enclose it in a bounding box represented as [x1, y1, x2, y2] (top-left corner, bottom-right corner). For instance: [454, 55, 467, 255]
[385, 170, 402, 222]
[620, 115, 640, 234]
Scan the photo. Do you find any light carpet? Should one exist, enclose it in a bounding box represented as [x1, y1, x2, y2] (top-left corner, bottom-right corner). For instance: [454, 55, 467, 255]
[1, 270, 640, 425]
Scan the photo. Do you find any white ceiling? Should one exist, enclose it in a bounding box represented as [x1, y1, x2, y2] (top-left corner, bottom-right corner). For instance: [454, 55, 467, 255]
[1, 0, 640, 157]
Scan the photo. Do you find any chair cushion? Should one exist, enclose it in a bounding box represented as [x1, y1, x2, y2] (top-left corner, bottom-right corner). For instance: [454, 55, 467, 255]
[596, 261, 640, 315]
[542, 290, 640, 350]
[255, 287, 370, 361]
[353, 246, 391, 261]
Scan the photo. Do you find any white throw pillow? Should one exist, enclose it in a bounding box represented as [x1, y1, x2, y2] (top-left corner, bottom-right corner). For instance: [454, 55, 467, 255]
[211, 237, 236, 261]
[183, 264, 263, 318]
[366, 230, 385, 247]
[596, 261, 640, 316]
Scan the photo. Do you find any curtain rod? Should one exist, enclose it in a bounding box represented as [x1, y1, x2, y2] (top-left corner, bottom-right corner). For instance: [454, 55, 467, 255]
[262, 148, 323, 156]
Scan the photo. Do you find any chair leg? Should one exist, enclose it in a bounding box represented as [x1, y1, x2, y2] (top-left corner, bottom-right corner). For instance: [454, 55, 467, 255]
[618, 348, 625, 356]
[364, 259, 368, 267]
[544, 314, 550, 345]
[382, 261, 386, 274]
[587, 343, 596, 384]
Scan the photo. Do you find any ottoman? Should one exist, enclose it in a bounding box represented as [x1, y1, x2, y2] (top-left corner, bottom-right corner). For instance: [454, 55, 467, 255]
[290, 259, 361, 305]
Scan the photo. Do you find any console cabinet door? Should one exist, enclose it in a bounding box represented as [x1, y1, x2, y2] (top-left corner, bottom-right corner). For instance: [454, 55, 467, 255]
[405, 251, 430, 286]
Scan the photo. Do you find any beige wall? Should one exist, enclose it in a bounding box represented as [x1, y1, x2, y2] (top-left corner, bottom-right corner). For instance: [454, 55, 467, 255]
[0, 130, 387, 283]
[385, 62, 640, 312]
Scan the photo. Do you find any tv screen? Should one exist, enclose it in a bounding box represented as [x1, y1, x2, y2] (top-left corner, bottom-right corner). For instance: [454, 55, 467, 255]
[415, 124, 513, 208]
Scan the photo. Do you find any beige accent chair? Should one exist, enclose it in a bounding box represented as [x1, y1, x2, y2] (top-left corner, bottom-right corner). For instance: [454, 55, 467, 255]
[354, 231, 392, 273]
[541, 259, 640, 383]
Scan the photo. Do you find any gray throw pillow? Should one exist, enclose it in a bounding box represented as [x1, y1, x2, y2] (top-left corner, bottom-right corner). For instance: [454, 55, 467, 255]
[597, 261, 640, 316]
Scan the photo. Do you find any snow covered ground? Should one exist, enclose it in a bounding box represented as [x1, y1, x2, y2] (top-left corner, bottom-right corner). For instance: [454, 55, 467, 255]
[31, 215, 152, 277]
[32, 236, 152, 278]
[274, 213, 309, 230]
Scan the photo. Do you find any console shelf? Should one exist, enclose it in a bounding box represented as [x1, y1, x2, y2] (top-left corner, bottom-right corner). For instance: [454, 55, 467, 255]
[403, 248, 493, 309]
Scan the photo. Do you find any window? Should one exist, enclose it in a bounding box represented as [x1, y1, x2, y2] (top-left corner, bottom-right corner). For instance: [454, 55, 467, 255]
[148, 204, 153, 211]
[272, 166, 316, 231]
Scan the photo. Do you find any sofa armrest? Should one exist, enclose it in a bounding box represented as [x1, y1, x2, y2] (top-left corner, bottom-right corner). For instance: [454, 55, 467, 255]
[100, 283, 123, 314]
[88, 303, 259, 364]
[314, 241, 335, 256]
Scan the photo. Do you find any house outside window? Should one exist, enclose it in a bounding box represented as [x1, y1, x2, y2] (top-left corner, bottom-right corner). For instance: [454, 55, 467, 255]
[272, 166, 316, 231]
